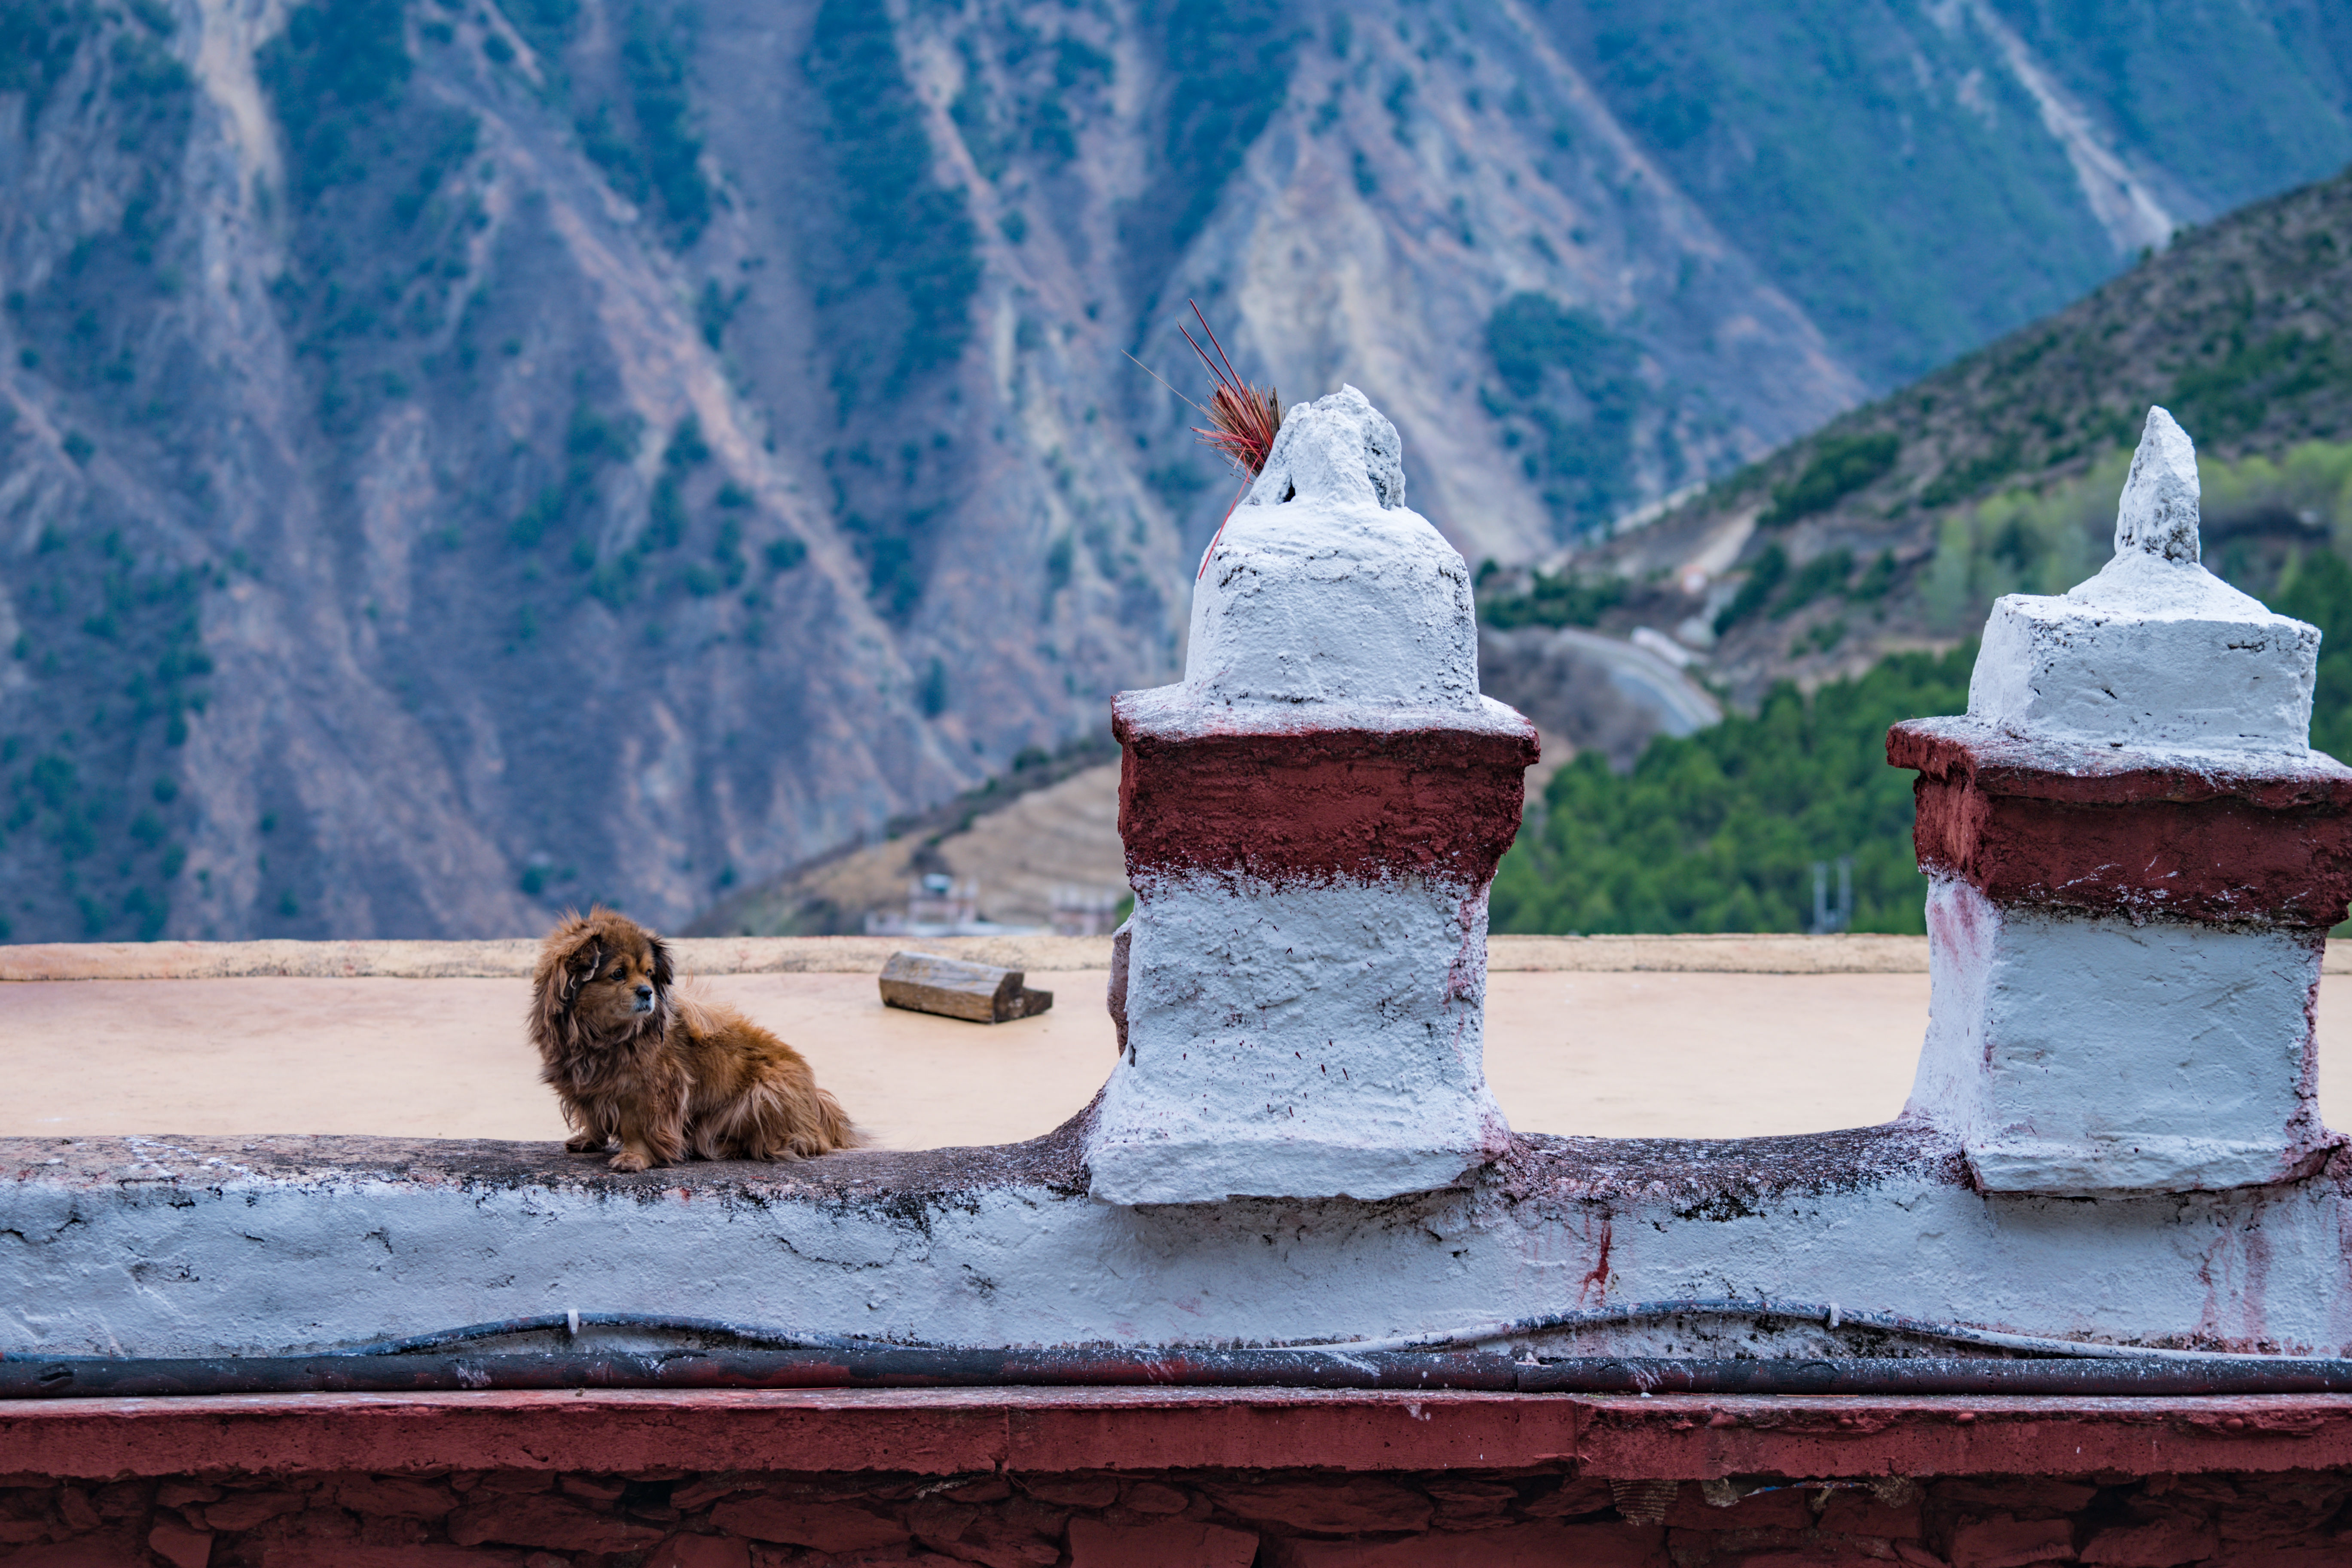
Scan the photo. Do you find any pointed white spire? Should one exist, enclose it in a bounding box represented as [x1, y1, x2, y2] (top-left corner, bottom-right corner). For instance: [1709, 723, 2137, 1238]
[1966, 402, 2318, 759]
[2114, 405, 2202, 564]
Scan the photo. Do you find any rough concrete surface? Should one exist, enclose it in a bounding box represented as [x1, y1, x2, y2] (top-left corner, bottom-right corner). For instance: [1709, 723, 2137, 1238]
[1905, 415, 2349, 1197]
[11, 1116, 2352, 1359]
[1186, 388, 1479, 715]
[1098, 880, 1514, 1203]
[1914, 877, 2336, 1195]
[0, 968, 2003, 1145]
[1895, 716, 2352, 927]
[1090, 386, 1529, 1204]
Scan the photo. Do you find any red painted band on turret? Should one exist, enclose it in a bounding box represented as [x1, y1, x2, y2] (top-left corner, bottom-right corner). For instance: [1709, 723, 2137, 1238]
[1115, 716, 1536, 886]
[1888, 718, 2352, 810]
[1889, 720, 2352, 926]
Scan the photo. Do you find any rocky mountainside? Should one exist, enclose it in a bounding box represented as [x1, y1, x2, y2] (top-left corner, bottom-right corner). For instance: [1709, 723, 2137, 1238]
[1534, 165, 2352, 711]
[2, 0, 2347, 941]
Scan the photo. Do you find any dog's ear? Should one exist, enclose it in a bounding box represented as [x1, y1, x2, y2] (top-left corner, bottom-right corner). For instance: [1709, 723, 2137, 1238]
[553, 931, 607, 1006]
[646, 932, 675, 995]
[562, 937, 605, 1006]
[532, 916, 602, 1054]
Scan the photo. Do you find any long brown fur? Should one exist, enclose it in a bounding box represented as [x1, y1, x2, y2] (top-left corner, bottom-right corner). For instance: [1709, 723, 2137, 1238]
[530, 908, 861, 1171]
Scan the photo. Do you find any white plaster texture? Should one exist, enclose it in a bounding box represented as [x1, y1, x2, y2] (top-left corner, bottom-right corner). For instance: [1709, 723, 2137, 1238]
[1967, 407, 2318, 760]
[1909, 877, 2328, 1195]
[1184, 385, 1481, 718]
[11, 1134, 2352, 1362]
[1087, 877, 1510, 1204]
[1086, 385, 1523, 1204]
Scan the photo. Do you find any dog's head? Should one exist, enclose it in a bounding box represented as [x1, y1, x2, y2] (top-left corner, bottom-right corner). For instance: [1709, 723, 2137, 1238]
[532, 907, 675, 1052]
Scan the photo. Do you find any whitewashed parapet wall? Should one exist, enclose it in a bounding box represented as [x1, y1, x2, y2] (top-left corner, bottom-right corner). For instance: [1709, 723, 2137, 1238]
[10, 400, 2352, 1364]
[1090, 387, 1535, 1204]
[1890, 408, 2352, 1195]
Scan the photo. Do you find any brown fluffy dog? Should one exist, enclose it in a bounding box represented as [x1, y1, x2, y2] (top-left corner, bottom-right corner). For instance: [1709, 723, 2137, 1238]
[531, 908, 859, 1171]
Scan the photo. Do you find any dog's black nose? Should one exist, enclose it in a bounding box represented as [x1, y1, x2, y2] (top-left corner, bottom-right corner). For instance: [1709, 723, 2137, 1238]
[634, 986, 653, 1001]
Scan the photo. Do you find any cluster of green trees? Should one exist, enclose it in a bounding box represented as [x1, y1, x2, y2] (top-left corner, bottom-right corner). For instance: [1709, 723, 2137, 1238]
[1491, 646, 1974, 934]
[1758, 432, 1899, 527]
[1, 531, 214, 941]
[1492, 440, 2352, 934]
[1481, 292, 1657, 535]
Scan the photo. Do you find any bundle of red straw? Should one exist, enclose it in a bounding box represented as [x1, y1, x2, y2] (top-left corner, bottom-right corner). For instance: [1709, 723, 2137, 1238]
[1179, 302, 1281, 576]
[1182, 303, 1282, 480]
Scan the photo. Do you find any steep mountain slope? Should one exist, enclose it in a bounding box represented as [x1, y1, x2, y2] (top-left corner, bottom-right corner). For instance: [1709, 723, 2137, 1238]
[1543, 0, 2352, 385]
[1, 0, 2346, 942]
[1536, 166, 2352, 710]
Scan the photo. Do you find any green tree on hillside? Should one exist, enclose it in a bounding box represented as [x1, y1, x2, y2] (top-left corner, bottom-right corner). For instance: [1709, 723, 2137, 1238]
[2273, 549, 2352, 766]
[1490, 647, 1975, 935]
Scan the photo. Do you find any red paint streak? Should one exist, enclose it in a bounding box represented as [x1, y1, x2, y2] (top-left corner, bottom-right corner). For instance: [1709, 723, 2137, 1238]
[2193, 1232, 2226, 1348]
[1114, 709, 1537, 886]
[1445, 891, 1486, 1004]
[2242, 1195, 2275, 1352]
[1890, 722, 2352, 927]
[1577, 1218, 1613, 1305]
[1926, 871, 1992, 966]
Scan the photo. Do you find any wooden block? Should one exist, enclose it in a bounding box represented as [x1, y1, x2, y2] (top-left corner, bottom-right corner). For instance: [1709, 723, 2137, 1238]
[878, 951, 1054, 1024]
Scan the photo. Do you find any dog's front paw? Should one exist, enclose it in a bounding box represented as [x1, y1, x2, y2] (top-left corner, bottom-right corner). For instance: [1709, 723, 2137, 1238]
[565, 1134, 609, 1153]
[608, 1149, 653, 1173]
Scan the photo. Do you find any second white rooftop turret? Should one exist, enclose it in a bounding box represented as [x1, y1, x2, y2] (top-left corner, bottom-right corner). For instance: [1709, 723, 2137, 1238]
[1891, 407, 2352, 1195]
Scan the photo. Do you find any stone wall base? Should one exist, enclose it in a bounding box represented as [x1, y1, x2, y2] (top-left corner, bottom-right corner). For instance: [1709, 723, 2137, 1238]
[6, 1390, 2352, 1565]
[8, 1458, 2349, 1566]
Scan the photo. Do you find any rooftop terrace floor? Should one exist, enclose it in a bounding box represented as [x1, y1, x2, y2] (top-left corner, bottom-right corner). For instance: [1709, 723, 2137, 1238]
[9, 936, 2352, 1145]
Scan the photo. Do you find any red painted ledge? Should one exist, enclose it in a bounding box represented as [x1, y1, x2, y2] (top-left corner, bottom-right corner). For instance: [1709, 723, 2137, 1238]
[8, 1389, 2352, 1482]
[1889, 717, 2352, 925]
[1114, 711, 1537, 886]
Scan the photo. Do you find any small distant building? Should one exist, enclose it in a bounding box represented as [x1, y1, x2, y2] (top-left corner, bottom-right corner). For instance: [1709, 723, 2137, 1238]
[1048, 885, 1124, 936]
[865, 873, 1031, 937]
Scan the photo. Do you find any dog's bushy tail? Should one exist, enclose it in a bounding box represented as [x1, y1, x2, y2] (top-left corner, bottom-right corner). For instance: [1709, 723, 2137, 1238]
[727, 1073, 866, 1160]
[805, 1085, 869, 1154]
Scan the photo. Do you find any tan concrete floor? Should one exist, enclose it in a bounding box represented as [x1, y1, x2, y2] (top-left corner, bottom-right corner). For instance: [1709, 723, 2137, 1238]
[9, 970, 2352, 1149]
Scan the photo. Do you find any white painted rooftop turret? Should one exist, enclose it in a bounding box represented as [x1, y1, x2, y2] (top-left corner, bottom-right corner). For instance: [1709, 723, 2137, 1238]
[1967, 407, 2319, 760]
[1090, 387, 1534, 1205]
[1895, 407, 2350, 1195]
[1182, 385, 1483, 716]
